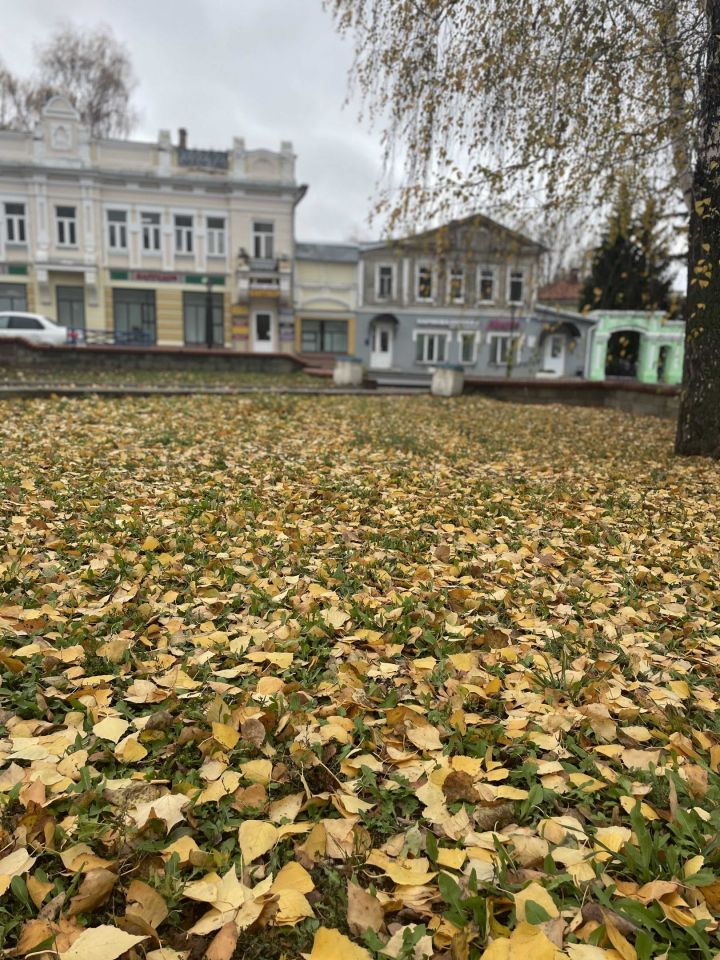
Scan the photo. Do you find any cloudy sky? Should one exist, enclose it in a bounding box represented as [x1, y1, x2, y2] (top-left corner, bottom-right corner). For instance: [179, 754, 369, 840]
[2, 0, 383, 242]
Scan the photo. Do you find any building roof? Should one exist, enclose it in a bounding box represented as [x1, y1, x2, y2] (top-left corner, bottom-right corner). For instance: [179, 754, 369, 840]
[534, 303, 596, 326]
[295, 242, 359, 263]
[362, 211, 547, 255]
[538, 279, 583, 304]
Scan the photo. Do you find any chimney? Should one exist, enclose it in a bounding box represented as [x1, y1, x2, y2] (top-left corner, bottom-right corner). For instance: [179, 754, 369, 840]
[178, 128, 187, 149]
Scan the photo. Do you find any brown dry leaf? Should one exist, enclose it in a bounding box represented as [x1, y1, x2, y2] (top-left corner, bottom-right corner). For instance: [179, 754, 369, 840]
[347, 880, 385, 936]
[27, 874, 55, 908]
[683, 764, 709, 799]
[66, 869, 117, 917]
[204, 920, 239, 960]
[13, 918, 81, 957]
[241, 717, 266, 747]
[443, 770, 480, 803]
[125, 879, 169, 930]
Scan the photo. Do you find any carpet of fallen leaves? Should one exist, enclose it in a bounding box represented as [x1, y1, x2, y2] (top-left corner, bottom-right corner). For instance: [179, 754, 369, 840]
[1, 394, 719, 960]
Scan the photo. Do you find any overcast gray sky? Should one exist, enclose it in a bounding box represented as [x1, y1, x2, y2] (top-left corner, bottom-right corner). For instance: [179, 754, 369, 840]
[1, 0, 383, 242]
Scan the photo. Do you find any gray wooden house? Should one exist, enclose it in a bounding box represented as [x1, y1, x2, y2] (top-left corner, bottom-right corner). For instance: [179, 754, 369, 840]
[356, 215, 593, 381]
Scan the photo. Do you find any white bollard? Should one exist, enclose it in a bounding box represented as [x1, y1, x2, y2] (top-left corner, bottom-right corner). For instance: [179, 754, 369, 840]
[431, 363, 464, 397]
[333, 355, 365, 387]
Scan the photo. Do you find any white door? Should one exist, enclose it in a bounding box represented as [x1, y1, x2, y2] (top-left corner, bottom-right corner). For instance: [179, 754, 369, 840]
[370, 322, 394, 369]
[543, 334, 565, 376]
[252, 312, 274, 353]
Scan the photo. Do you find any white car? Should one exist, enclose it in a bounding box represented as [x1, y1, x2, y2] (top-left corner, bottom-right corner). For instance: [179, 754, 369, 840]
[0, 311, 68, 346]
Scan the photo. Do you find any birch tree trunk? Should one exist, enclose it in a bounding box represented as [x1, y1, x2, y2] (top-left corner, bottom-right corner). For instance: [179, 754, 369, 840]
[675, 0, 720, 456]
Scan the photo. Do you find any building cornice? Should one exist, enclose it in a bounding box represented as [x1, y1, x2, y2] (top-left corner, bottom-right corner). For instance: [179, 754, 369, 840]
[0, 161, 301, 197]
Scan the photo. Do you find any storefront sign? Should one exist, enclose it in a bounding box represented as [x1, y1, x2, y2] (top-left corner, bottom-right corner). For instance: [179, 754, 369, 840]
[109, 269, 225, 285]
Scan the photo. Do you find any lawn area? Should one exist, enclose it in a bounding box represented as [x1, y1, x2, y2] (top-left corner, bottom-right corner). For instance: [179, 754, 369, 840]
[1, 395, 719, 960]
[0, 367, 324, 389]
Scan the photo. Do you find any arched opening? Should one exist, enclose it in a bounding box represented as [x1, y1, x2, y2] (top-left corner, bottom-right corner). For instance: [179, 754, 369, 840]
[605, 330, 640, 378]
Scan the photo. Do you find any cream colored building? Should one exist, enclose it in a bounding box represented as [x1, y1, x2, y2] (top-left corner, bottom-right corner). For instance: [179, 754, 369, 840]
[294, 242, 358, 356]
[0, 96, 306, 351]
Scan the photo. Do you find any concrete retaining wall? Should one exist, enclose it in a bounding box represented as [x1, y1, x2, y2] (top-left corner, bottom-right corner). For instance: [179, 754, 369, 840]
[0, 338, 304, 374]
[464, 376, 680, 419]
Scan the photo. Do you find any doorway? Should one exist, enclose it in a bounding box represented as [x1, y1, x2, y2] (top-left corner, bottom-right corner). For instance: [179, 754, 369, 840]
[370, 320, 394, 369]
[543, 333, 565, 376]
[56, 286, 85, 336]
[252, 312, 274, 352]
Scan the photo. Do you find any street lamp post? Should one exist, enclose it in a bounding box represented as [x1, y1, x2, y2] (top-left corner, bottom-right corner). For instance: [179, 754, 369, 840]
[506, 303, 517, 379]
[204, 275, 214, 349]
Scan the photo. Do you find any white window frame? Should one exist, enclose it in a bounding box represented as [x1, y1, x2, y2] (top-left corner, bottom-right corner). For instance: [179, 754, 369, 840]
[508, 268, 525, 305]
[415, 261, 434, 302]
[4, 202, 27, 245]
[106, 208, 128, 252]
[448, 266, 465, 304]
[252, 221, 274, 260]
[458, 330, 479, 365]
[489, 332, 515, 365]
[174, 213, 194, 255]
[414, 328, 448, 364]
[478, 266, 496, 304]
[375, 263, 394, 299]
[56, 206, 77, 248]
[206, 215, 226, 258]
[141, 210, 162, 253]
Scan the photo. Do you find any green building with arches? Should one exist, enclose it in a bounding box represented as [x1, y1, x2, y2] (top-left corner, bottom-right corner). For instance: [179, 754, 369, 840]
[586, 311, 685, 385]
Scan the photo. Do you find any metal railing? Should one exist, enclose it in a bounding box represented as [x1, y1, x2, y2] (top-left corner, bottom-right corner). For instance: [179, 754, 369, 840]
[65, 328, 156, 346]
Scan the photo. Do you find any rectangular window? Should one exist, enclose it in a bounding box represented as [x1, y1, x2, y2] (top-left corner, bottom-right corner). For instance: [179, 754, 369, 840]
[449, 267, 464, 303]
[460, 332, 477, 364]
[4, 203, 26, 244]
[174, 214, 193, 254]
[377, 264, 393, 298]
[107, 210, 128, 251]
[56, 206, 77, 247]
[300, 319, 348, 353]
[415, 332, 447, 363]
[141, 212, 161, 252]
[253, 221, 274, 260]
[0, 283, 27, 312]
[509, 269, 525, 304]
[113, 288, 156, 345]
[183, 291, 224, 346]
[206, 217, 226, 257]
[416, 264, 433, 301]
[479, 267, 495, 302]
[489, 333, 513, 365]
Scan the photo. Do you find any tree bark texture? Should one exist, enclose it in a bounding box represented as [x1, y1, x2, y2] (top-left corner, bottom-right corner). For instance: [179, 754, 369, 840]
[676, 0, 720, 456]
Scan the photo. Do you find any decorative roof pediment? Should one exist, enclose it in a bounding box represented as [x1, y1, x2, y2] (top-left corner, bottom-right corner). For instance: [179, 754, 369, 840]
[35, 96, 88, 167]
